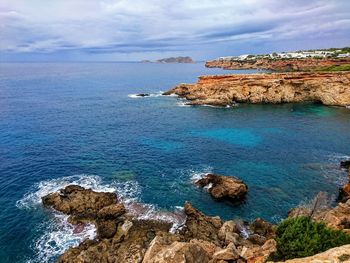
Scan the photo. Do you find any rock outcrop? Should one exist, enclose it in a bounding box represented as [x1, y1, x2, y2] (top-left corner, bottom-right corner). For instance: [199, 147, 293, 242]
[157, 56, 194, 63]
[205, 57, 350, 71]
[163, 72, 350, 107]
[42, 186, 279, 263]
[271, 244, 350, 263]
[195, 174, 248, 201]
[339, 162, 350, 202]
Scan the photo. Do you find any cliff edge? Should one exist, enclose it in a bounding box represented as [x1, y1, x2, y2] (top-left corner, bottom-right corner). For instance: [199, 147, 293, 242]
[164, 72, 350, 107]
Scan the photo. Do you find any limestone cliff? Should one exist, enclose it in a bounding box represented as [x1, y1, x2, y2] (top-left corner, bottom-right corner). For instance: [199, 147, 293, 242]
[205, 58, 350, 71]
[164, 72, 350, 107]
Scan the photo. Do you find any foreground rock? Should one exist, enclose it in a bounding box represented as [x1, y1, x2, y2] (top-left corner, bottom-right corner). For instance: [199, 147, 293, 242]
[163, 72, 350, 107]
[42, 186, 279, 263]
[271, 244, 350, 263]
[195, 174, 248, 201]
[42, 185, 120, 221]
[339, 163, 350, 202]
[205, 57, 350, 72]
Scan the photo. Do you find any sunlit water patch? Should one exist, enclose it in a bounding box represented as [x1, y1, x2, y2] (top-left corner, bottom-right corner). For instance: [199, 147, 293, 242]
[189, 128, 261, 147]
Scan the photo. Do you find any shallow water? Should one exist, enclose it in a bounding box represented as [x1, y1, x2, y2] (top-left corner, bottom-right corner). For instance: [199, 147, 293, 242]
[0, 62, 349, 262]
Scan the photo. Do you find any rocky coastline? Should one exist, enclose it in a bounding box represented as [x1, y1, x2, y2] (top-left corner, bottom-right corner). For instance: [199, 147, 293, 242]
[41, 165, 350, 263]
[163, 72, 350, 107]
[205, 58, 350, 71]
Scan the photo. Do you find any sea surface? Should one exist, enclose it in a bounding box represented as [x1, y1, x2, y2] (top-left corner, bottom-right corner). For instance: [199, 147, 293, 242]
[0, 62, 349, 262]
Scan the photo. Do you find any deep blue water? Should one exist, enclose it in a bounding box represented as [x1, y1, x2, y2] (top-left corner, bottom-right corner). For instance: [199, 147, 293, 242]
[0, 62, 349, 262]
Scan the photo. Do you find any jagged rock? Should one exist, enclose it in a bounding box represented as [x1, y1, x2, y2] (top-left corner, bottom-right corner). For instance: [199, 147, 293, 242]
[211, 242, 239, 261]
[142, 234, 181, 263]
[271, 244, 350, 263]
[96, 220, 118, 239]
[241, 239, 277, 263]
[339, 163, 350, 202]
[218, 221, 239, 245]
[136, 93, 150, 97]
[42, 185, 118, 218]
[97, 203, 126, 220]
[195, 174, 248, 201]
[143, 241, 211, 263]
[164, 72, 350, 107]
[181, 202, 223, 246]
[249, 218, 276, 240]
[339, 171, 350, 203]
[340, 160, 350, 169]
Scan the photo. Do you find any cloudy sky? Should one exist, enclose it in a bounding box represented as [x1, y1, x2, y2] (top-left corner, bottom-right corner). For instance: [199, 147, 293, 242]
[1, 0, 349, 61]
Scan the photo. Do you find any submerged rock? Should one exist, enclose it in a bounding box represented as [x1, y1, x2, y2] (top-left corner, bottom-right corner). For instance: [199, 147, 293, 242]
[136, 93, 150, 97]
[195, 174, 248, 201]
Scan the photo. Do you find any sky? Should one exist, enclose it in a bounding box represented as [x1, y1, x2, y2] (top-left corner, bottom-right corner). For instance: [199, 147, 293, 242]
[1, 0, 350, 61]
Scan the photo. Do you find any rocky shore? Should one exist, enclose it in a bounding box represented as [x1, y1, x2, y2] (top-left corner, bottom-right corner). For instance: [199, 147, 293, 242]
[163, 72, 350, 107]
[205, 58, 350, 71]
[40, 165, 350, 263]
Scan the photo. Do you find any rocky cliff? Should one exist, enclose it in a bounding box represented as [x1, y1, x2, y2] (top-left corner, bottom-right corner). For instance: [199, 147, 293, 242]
[164, 72, 350, 107]
[205, 58, 350, 71]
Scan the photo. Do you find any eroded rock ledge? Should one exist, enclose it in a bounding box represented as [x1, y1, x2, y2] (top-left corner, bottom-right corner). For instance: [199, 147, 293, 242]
[163, 72, 350, 107]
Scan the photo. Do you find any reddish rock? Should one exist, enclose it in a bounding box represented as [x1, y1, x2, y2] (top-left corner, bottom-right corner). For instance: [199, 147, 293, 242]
[164, 72, 350, 107]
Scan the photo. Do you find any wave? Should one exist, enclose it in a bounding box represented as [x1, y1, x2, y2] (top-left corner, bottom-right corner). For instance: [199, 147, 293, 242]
[16, 174, 117, 210]
[27, 213, 96, 263]
[18, 174, 187, 262]
[188, 165, 213, 182]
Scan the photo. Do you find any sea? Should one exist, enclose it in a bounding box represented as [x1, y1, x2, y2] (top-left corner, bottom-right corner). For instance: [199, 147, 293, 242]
[0, 62, 349, 262]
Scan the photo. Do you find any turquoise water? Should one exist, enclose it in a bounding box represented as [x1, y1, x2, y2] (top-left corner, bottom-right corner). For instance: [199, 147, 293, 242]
[0, 62, 349, 262]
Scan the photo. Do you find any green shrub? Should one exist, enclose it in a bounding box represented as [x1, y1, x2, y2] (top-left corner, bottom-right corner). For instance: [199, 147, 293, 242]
[270, 216, 350, 261]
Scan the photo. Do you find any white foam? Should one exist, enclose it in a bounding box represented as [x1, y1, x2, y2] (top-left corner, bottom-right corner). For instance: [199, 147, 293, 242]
[176, 101, 191, 107]
[189, 166, 213, 182]
[16, 174, 117, 210]
[126, 203, 186, 234]
[346, 105, 350, 109]
[128, 91, 165, 99]
[27, 213, 96, 263]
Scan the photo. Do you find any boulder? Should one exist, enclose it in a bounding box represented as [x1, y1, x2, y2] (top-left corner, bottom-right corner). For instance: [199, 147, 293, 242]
[249, 218, 276, 240]
[181, 202, 223, 246]
[241, 239, 277, 263]
[143, 241, 211, 263]
[96, 220, 118, 239]
[211, 242, 239, 261]
[340, 160, 350, 169]
[339, 169, 350, 202]
[97, 203, 126, 220]
[42, 185, 118, 219]
[195, 174, 247, 201]
[136, 93, 150, 97]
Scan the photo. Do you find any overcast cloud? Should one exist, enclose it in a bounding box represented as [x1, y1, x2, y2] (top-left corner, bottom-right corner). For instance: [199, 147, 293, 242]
[1, 0, 349, 61]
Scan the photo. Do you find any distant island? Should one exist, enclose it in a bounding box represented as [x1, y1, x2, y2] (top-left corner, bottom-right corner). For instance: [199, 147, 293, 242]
[206, 47, 350, 71]
[140, 56, 194, 63]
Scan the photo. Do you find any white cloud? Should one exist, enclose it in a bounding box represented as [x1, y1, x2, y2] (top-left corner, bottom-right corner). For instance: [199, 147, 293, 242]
[0, 0, 349, 59]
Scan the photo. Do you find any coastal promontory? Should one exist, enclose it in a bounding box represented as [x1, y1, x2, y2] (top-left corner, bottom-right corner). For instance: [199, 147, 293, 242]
[164, 72, 350, 107]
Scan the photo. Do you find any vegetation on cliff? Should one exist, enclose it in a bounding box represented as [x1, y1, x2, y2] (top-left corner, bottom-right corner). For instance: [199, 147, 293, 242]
[270, 216, 350, 261]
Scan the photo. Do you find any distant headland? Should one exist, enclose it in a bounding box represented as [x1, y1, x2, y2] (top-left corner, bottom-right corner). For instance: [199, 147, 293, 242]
[206, 47, 350, 71]
[140, 56, 194, 63]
